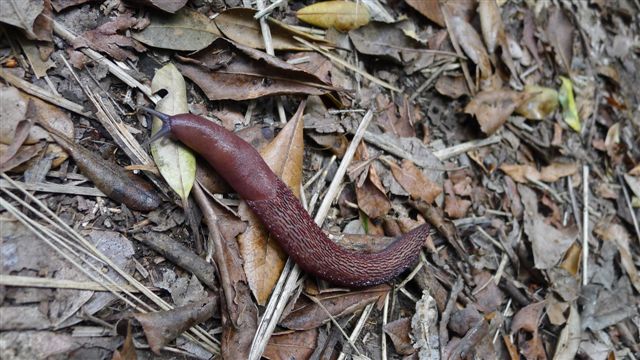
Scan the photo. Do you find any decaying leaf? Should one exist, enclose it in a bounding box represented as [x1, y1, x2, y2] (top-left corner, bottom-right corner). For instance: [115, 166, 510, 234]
[0, 1, 45, 40]
[176, 38, 334, 101]
[112, 320, 136, 360]
[150, 63, 196, 201]
[558, 76, 581, 132]
[594, 222, 640, 293]
[383, 318, 414, 355]
[352, 144, 391, 219]
[519, 185, 577, 269]
[547, 6, 574, 74]
[215, 8, 315, 51]
[0, 85, 73, 145]
[72, 14, 146, 62]
[134, 297, 218, 354]
[515, 85, 559, 120]
[390, 159, 442, 204]
[511, 301, 547, 360]
[132, 8, 220, 52]
[280, 285, 389, 330]
[297, 1, 370, 31]
[263, 329, 318, 360]
[404, 0, 444, 27]
[38, 114, 161, 212]
[449, 15, 491, 79]
[238, 101, 305, 305]
[465, 89, 529, 135]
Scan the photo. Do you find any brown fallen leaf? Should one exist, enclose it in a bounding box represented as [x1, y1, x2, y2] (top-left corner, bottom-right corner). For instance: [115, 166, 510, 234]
[263, 329, 318, 360]
[472, 271, 504, 313]
[351, 143, 391, 219]
[297, 1, 370, 31]
[519, 185, 577, 270]
[594, 222, 640, 293]
[404, 0, 444, 27]
[546, 6, 574, 74]
[0, 0, 50, 41]
[36, 111, 161, 212]
[0, 85, 74, 145]
[389, 159, 442, 204]
[444, 179, 471, 219]
[515, 85, 560, 120]
[176, 38, 335, 101]
[134, 297, 219, 354]
[238, 101, 305, 305]
[539, 162, 578, 182]
[435, 75, 470, 99]
[72, 14, 146, 62]
[349, 21, 424, 65]
[307, 131, 348, 157]
[112, 320, 137, 360]
[511, 301, 547, 360]
[215, 8, 326, 51]
[280, 284, 389, 330]
[500, 162, 578, 183]
[449, 15, 492, 79]
[376, 94, 416, 138]
[383, 318, 415, 355]
[465, 89, 530, 135]
[478, 0, 518, 81]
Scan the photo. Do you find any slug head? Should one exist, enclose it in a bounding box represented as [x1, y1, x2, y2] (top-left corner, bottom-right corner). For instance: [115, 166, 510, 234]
[138, 106, 173, 145]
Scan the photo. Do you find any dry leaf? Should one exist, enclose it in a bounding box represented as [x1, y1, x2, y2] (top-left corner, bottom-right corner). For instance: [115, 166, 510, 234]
[465, 89, 529, 135]
[134, 297, 218, 354]
[280, 285, 389, 330]
[176, 38, 334, 101]
[72, 14, 146, 62]
[404, 0, 444, 27]
[519, 185, 577, 269]
[515, 85, 559, 120]
[547, 6, 574, 74]
[132, 7, 220, 52]
[390, 159, 442, 203]
[594, 222, 640, 292]
[238, 102, 305, 305]
[263, 329, 318, 360]
[297, 1, 370, 31]
[215, 8, 321, 51]
[449, 15, 491, 79]
[383, 318, 414, 355]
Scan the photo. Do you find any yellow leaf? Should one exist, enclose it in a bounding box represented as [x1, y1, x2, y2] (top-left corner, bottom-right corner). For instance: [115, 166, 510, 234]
[297, 1, 370, 31]
[558, 76, 581, 132]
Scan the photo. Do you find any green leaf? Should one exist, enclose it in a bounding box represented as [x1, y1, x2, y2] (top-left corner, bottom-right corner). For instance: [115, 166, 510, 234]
[558, 76, 581, 132]
[150, 63, 196, 200]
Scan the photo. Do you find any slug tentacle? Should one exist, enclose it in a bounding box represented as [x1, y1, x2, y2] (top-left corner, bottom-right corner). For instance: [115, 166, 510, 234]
[139, 106, 173, 145]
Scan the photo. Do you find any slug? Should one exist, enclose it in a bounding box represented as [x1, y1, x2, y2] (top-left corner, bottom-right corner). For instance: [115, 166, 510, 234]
[140, 107, 430, 287]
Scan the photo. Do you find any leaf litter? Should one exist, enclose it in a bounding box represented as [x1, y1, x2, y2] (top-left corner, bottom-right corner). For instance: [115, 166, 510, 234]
[1, 0, 639, 359]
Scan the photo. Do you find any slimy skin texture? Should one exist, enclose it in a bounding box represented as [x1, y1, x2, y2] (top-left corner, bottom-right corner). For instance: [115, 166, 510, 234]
[148, 110, 430, 287]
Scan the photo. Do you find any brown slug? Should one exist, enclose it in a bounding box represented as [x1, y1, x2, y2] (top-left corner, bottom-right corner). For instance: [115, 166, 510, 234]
[140, 106, 430, 287]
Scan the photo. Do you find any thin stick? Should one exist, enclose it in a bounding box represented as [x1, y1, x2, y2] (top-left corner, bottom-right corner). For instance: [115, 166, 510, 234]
[582, 165, 590, 286]
[255, 0, 287, 124]
[0, 274, 146, 292]
[249, 110, 375, 360]
[336, 303, 374, 360]
[381, 292, 390, 360]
